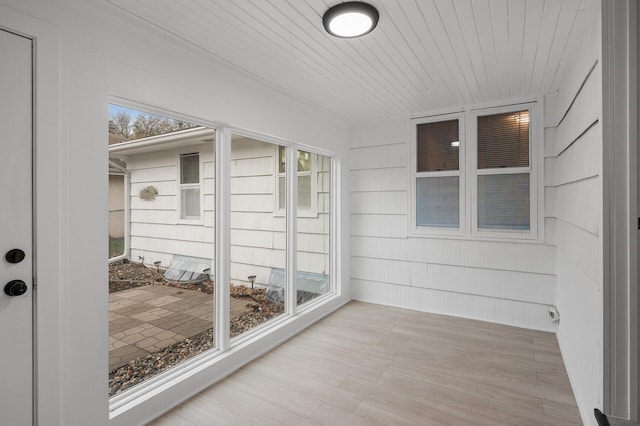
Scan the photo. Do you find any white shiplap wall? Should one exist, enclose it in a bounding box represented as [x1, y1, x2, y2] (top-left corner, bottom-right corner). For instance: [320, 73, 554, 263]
[350, 117, 557, 331]
[543, 7, 602, 423]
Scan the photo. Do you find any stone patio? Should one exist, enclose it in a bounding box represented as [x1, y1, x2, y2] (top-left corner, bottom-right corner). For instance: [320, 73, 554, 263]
[109, 285, 251, 371]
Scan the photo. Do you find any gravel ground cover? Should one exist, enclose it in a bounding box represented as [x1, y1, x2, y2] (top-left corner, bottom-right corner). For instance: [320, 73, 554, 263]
[108, 261, 284, 396]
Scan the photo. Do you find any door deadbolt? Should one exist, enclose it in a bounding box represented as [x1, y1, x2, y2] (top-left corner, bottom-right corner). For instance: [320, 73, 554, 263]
[5, 249, 25, 264]
[4, 280, 27, 296]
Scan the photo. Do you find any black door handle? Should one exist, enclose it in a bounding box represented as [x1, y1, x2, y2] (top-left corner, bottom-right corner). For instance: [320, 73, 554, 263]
[5, 249, 25, 264]
[4, 280, 27, 296]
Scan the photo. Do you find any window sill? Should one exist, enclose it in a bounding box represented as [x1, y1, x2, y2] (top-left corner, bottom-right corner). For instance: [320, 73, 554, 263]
[409, 227, 543, 244]
[176, 219, 204, 226]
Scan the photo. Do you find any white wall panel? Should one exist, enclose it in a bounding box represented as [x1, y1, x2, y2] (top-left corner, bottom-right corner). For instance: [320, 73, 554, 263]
[554, 123, 600, 186]
[351, 235, 556, 276]
[350, 117, 408, 148]
[296, 233, 327, 253]
[555, 246, 603, 425]
[230, 175, 273, 194]
[298, 214, 329, 234]
[129, 166, 176, 183]
[544, 157, 558, 187]
[351, 279, 554, 332]
[203, 194, 215, 211]
[131, 209, 176, 224]
[130, 195, 175, 210]
[544, 186, 557, 218]
[555, 177, 600, 235]
[230, 245, 285, 268]
[230, 193, 275, 213]
[126, 150, 178, 169]
[350, 168, 408, 192]
[424, 264, 555, 304]
[230, 156, 273, 177]
[230, 228, 281, 250]
[552, 37, 599, 125]
[231, 212, 284, 232]
[554, 73, 599, 155]
[543, 126, 557, 157]
[130, 181, 177, 196]
[132, 223, 213, 242]
[542, 6, 602, 422]
[131, 235, 213, 259]
[350, 191, 407, 215]
[544, 217, 557, 245]
[352, 256, 427, 288]
[350, 214, 407, 238]
[349, 143, 408, 171]
[554, 219, 601, 285]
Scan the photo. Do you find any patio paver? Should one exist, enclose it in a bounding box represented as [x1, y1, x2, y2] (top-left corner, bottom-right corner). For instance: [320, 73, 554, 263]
[108, 285, 252, 371]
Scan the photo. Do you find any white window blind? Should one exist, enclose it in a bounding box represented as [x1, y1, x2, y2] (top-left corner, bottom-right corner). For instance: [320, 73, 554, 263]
[476, 110, 530, 231]
[415, 118, 461, 228]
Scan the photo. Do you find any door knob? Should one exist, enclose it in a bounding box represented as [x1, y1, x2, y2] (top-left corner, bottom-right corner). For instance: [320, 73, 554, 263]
[5, 249, 25, 264]
[4, 280, 27, 296]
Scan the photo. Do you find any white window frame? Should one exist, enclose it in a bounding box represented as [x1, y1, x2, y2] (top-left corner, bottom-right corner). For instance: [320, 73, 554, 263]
[177, 150, 204, 224]
[107, 100, 343, 422]
[409, 112, 466, 236]
[410, 102, 542, 241]
[469, 103, 539, 240]
[274, 146, 318, 218]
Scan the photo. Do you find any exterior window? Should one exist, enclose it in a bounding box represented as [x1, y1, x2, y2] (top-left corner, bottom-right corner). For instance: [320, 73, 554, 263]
[277, 146, 316, 216]
[411, 104, 537, 239]
[180, 153, 200, 220]
[476, 110, 530, 231]
[415, 118, 461, 228]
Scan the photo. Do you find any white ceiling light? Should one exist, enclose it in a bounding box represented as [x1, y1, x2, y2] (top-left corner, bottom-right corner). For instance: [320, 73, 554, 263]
[323, 2, 379, 38]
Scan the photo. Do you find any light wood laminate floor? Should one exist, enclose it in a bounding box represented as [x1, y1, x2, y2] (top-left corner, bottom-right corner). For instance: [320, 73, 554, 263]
[149, 301, 582, 425]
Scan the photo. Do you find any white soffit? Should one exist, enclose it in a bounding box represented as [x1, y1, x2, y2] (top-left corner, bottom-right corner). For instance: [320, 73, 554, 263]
[105, 0, 596, 122]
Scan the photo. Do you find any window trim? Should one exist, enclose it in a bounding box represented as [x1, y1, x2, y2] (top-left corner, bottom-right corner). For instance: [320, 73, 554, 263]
[409, 101, 542, 241]
[468, 103, 539, 240]
[107, 99, 343, 421]
[410, 112, 466, 236]
[177, 149, 204, 224]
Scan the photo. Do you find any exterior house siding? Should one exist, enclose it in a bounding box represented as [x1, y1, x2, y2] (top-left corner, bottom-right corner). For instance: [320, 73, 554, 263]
[121, 136, 330, 288]
[127, 143, 215, 269]
[108, 174, 125, 238]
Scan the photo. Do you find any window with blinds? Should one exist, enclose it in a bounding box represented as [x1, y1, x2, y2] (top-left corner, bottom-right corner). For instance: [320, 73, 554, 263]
[411, 104, 536, 238]
[415, 118, 461, 228]
[477, 111, 529, 169]
[417, 119, 459, 172]
[476, 109, 530, 231]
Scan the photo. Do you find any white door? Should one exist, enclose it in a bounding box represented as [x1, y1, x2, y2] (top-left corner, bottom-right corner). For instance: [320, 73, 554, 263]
[0, 28, 33, 426]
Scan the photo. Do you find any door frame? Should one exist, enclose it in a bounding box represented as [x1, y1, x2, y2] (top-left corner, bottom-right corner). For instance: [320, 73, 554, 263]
[602, 0, 639, 420]
[0, 5, 61, 425]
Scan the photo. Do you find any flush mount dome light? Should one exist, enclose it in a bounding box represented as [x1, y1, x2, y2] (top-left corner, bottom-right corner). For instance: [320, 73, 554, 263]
[323, 2, 379, 38]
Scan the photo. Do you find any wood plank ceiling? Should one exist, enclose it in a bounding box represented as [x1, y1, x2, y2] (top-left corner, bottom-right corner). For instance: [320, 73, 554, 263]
[105, 0, 597, 123]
